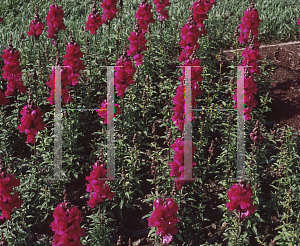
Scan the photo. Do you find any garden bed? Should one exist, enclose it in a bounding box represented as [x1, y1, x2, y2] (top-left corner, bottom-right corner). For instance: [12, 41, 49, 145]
[223, 41, 300, 133]
[0, 0, 300, 245]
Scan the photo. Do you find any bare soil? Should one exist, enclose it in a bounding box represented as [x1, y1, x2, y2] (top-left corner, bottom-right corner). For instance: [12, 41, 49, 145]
[223, 41, 300, 134]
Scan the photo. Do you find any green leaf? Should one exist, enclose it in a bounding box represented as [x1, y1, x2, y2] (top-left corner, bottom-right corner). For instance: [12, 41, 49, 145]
[252, 226, 258, 236]
[148, 227, 156, 237]
[142, 213, 151, 219]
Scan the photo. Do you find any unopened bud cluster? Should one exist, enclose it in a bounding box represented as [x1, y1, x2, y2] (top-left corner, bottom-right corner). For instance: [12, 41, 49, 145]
[250, 120, 263, 144]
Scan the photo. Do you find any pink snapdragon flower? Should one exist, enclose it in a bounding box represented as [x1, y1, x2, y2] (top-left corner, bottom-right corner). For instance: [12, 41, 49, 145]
[86, 160, 116, 208]
[127, 23, 148, 66]
[0, 165, 23, 220]
[27, 6, 45, 38]
[46, 67, 74, 105]
[100, 0, 119, 25]
[51, 202, 85, 245]
[189, 0, 216, 34]
[125, 0, 154, 67]
[114, 47, 136, 97]
[168, 137, 197, 190]
[1, 36, 27, 98]
[147, 198, 180, 244]
[45, 3, 67, 42]
[153, 0, 171, 22]
[238, 4, 262, 44]
[96, 99, 121, 124]
[135, 0, 155, 33]
[178, 20, 201, 62]
[241, 47, 261, 75]
[172, 55, 203, 132]
[17, 105, 46, 145]
[85, 0, 102, 34]
[233, 1, 262, 121]
[226, 180, 257, 220]
[63, 33, 86, 86]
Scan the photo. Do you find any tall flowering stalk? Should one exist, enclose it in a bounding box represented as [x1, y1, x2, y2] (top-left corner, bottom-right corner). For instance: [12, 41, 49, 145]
[190, 0, 216, 33]
[170, 50, 203, 190]
[100, 0, 119, 25]
[147, 197, 180, 245]
[85, 0, 102, 35]
[45, 0, 67, 45]
[225, 180, 257, 245]
[178, 0, 216, 62]
[63, 31, 86, 86]
[173, 48, 203, 132]
[178, 16, 201, 62]
[97, 44, 134, 122]
[46, 31, 84, 106]
[126, 0, 155, 67]
[27, 6, 45, 39]
[127, 22, 148, 66]
[168, 137, 197, 190]
[1, 34, 27, 99]
[0, 157, 23, 221]
[170, 1, 215, 190]
[17, 89, 46, 144]
[86, 149, 116, 208]
[135, 0, 155, 34]
[233, 0, 262, 121]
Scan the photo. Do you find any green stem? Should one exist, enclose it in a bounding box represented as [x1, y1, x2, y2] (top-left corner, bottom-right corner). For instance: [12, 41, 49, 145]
[234, 210, 241, 245]
[34, 142, 37, 169]
[94, 34, 97, 59]
[204, 152, 213, 176]
[199, 120, 204, 149]
[226, 115, 233, 168]
[249, 145, 255, 186]
[287, 195, 290, 224]
[142, 102, 145, 125]
[37, 38, 42, 103]
[121, 97, 124, 166]
[220, 63, 222, 83]
[108, 21, 110, 37]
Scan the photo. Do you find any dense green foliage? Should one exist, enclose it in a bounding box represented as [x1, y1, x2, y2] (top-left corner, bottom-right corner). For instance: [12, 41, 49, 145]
[0, 0, 299, 245]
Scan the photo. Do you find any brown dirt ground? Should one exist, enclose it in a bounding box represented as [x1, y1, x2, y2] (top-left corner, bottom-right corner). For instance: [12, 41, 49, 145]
[223, 41, 300, 134]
